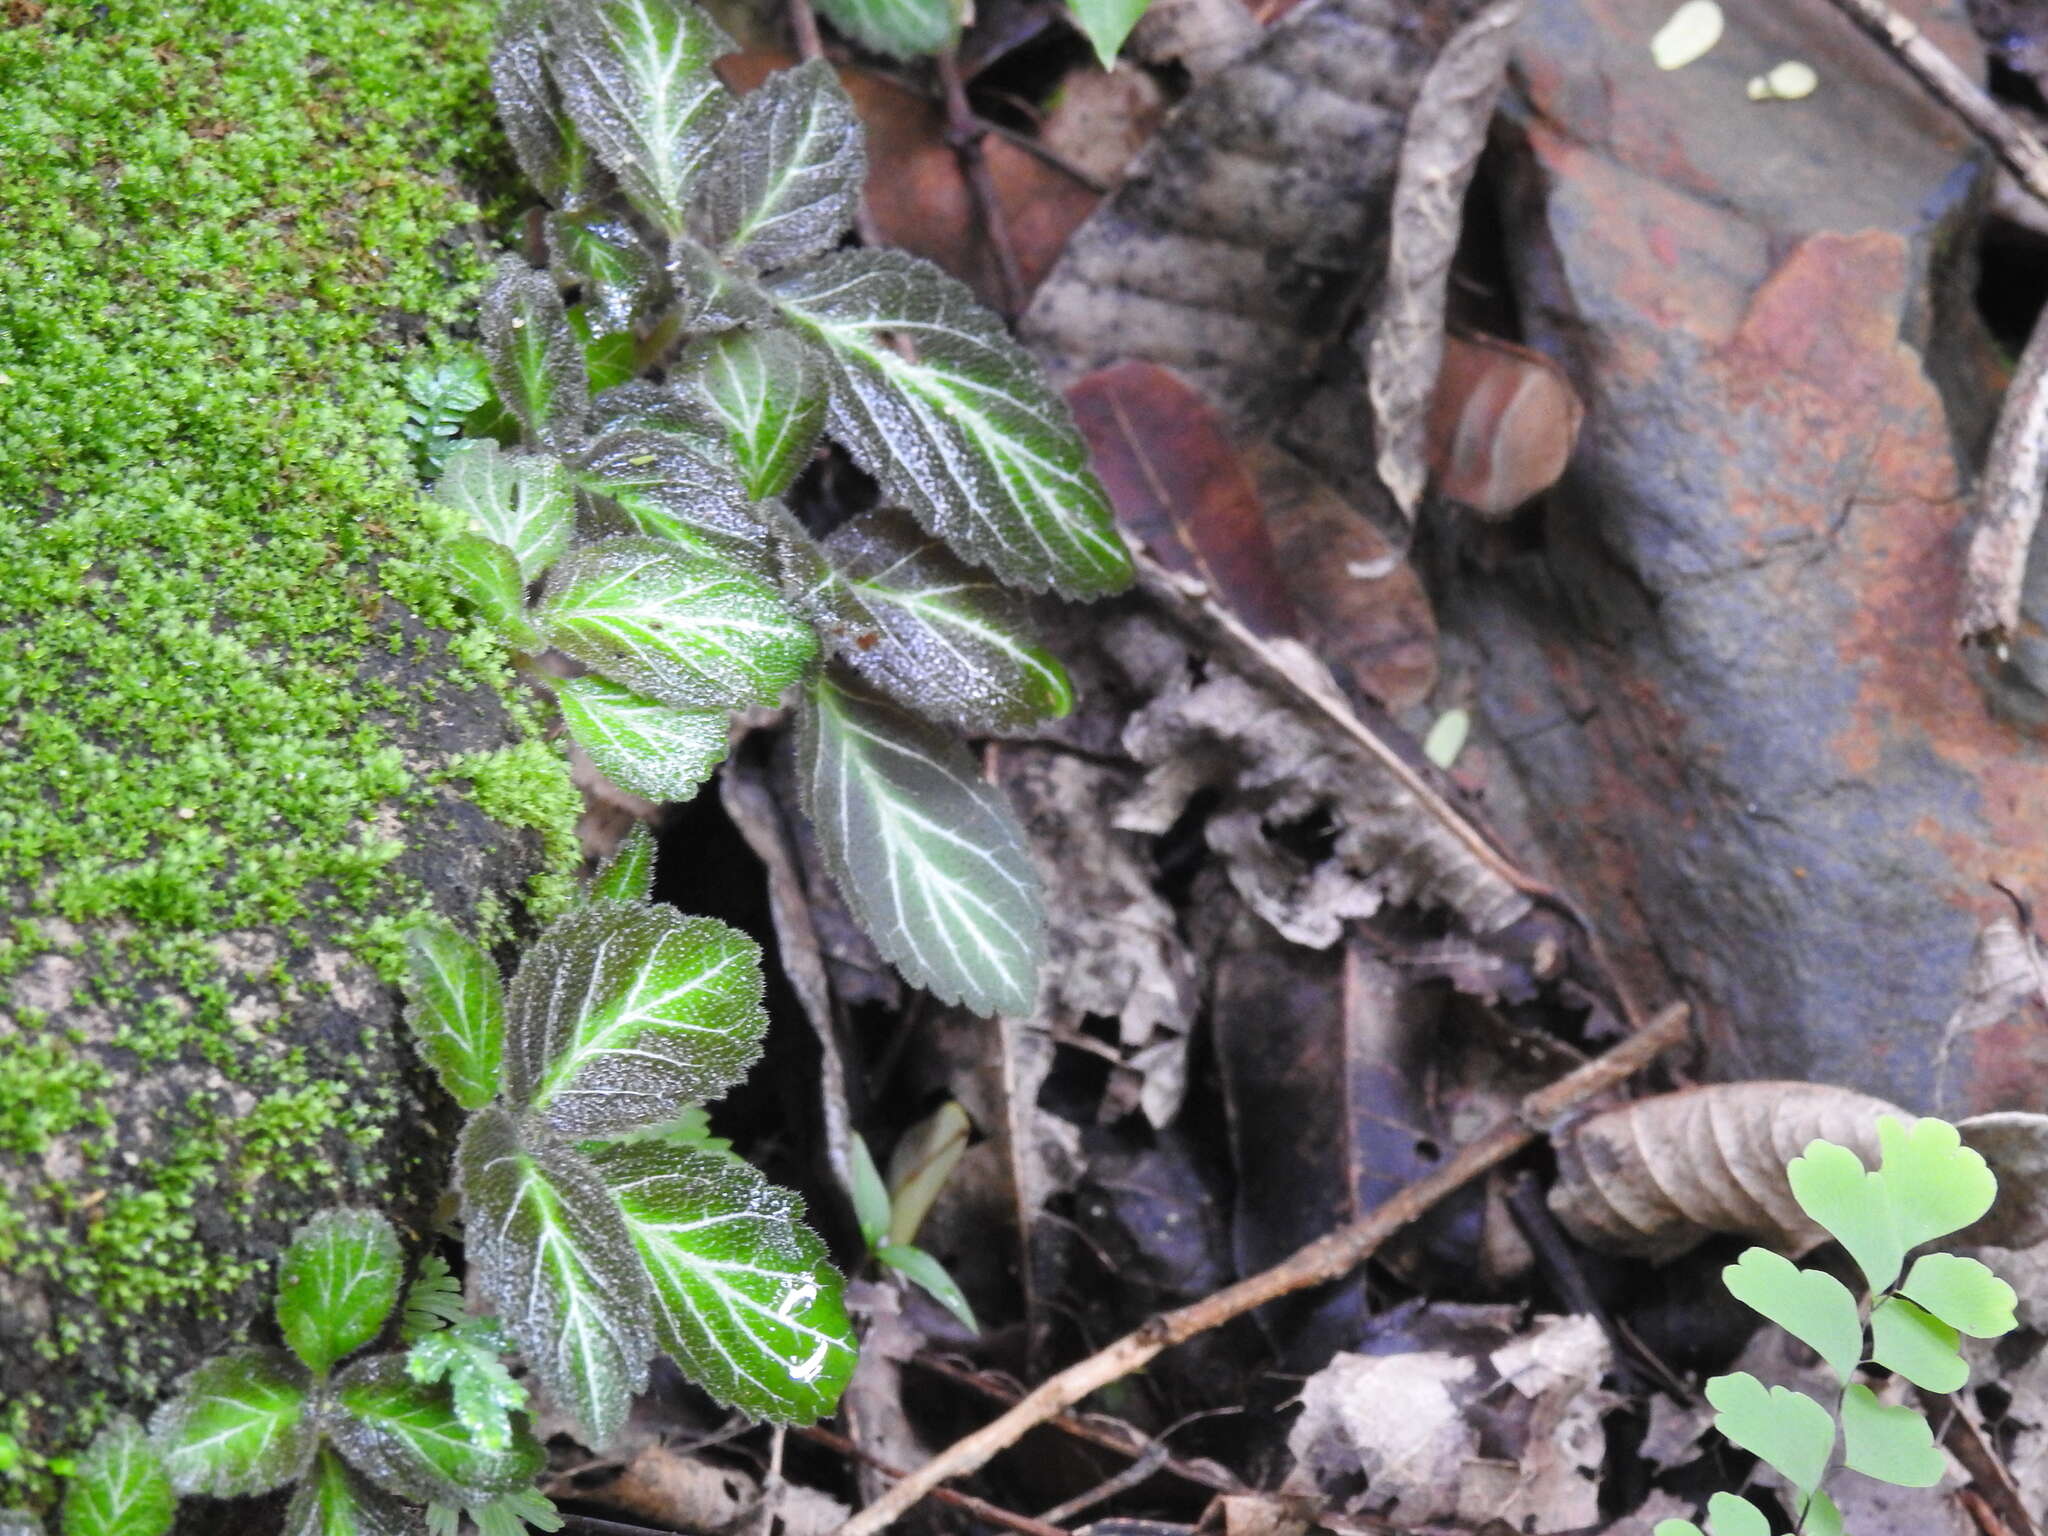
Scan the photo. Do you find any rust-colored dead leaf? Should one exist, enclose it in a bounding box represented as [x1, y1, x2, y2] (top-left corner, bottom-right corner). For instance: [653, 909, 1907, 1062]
[1549, 1082, 2048, 1263]
[1426, 333, 1584, 517]
[1067, 361, 1300, 638]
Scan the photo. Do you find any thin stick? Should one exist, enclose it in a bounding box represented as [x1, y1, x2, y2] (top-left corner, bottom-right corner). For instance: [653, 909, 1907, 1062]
[795, 1426, 1071, 1536]
[787, 0, 886, 249]
[834, 1002, 1692, 1535]
[1821, 0, 2048, 210]
[1920, 1387, 2039, 1536]
[937, 50, 1026, 318]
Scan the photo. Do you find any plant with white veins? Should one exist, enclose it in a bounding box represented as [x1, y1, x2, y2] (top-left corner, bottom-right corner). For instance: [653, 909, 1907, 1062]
[435, 0, 1132, 1020]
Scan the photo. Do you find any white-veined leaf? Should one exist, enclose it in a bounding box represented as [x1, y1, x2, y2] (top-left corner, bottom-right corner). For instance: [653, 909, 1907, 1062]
[824, 506, 1073, 731]
[504, 900, 767, 1138]
[150, 1348, 316, 1498]
[678, 330, 827, 500]
[590, 821, 658, 903]
[812, 0, 957, 58]
[592, 1141, 857, 1423]
[489, 17, 601, 210]
[690, 60, 863, 272]
[572, 429, 767, 570]
[797, 667, 1044, 1016]
[283, 1448, 426, 1536]
[770, 250, 1132, 597]
[59, 1417, 173, 1536]
[457, 1107, 657, 1450]
[480, 258, 588, 450]
[1065, 0, 1150, 68]
[754, 498, 878, 649]
[403, 924, 507, 1112]
[559, 675, 731, 804]
[329, 1356, 543, 1506]
[434, 441, 574, 581]
[275, 1209, 403, 1378]
[551, 0, 736, 236]
[439, 534, 543, 651]
[668, 233, 778, 332]
[537, 536, 816, 710]
[589, 380, 712, 439]
[547, 213, 661, 335]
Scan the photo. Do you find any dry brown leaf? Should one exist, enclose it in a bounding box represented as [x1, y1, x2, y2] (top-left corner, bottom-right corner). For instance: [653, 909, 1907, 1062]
[577, 1443, 848, 1536]
[1283, 1312, 1615, 1531]
[1366, 0, 1524, 527]
[1550, 1082, 2048, 1262]
[1022, 0, 1456, 429]
[1961, 267, 2048, 653]
[1124, 0, 1260, 79]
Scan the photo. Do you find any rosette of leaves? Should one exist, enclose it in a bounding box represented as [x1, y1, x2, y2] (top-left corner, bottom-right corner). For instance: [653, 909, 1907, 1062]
[1657, 1116, 2019, 1536]
[136, 1209, 547, 1536]
[402, 830, 858, 1453]
[436, 0, 1132, 1020]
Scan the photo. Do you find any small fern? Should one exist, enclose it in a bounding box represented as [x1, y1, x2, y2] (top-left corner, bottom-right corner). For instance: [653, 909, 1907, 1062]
[401, 355, 492, 481]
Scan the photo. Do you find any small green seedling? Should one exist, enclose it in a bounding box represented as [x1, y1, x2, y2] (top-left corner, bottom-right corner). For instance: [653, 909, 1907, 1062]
[1656, 1116, 2017, 1535]
[851, 1127, 978, 1333]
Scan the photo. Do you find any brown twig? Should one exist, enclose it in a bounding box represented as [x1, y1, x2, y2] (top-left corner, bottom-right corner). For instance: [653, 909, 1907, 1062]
[1820, 0, 2048, 210]
[937, 50, 1026, 319]
[787, 0, 886, 249]
[833, 1003, 1692, 1534]
[910, 1353, 1246, 1494]
[794, 1426, 1070, 1536]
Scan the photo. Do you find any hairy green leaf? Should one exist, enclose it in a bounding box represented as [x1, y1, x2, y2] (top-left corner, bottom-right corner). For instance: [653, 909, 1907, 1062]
[405, 1321, 527, 1455]
[59, 1417, 173, 1536]
[548, 213, 661, 335]
[1839, 1382, 1943, 1486]
[1789, 1117, 1997, 1293]
[1870, 1295, 1968, 1393]
[825, 506, 1073, 731]
[581, 325, 640, 395]
[1702, 1371, 1833, 1495]
[573, 429, 768, 569]
[691, 60, 863, 271]
[538, 537, 817, 710]
[331, 1357, 543, 1506]
[811, 0, 957, 58]
[505, 900, 767, 1138]
[770, 250, 1131, 597]
[276, 1209, 404, 1378]
[403, 924, 507, 1112]
[798, 668, 1044, 1017]
[590, 380, 711, 439]
[668, 232, 779, 331]
[877, 1244, 977, 1333]
[283, 1448, 425, 1536]
[559, 675, 732, 805]
[551, 0, 735, 236]
[593, 1141, 857, 1423]
[1065, 0, 1150, 68]
[490, 19, 600, 211]
[440, 534, 543, 651]
[755, 499, 878, 649]
[434, 434, 576, 575]
[150, 1348, 316, 1498]
[679, 330, 827, 500]
[591, 821, 658, 904]
[481, 259, 589, 450]
[457, 1107, 657, 1450]
[1901, 1252, 2017, 1338]
[1720, 1248, 1861, 1383]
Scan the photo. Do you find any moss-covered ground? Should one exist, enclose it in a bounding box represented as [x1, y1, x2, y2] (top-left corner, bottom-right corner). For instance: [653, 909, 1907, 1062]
[0, 0, 577, 1501]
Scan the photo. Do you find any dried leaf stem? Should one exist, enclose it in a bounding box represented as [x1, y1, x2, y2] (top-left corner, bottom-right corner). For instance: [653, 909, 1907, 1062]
[937, 50, 1026, 319]
[1821, 0, 2048, 209]
[833, 1002, 1692, 1535]
[1961, 301, 2048, 645]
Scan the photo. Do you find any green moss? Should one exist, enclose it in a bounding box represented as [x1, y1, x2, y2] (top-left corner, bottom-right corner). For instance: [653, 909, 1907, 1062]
[0, 0, 578, 1502]
[443, 740, 585, 873]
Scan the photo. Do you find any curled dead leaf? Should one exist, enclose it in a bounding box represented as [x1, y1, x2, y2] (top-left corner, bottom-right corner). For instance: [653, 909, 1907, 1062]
[1426, 333, 1583, 517]
[1549, 1082, 2048, 1263]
